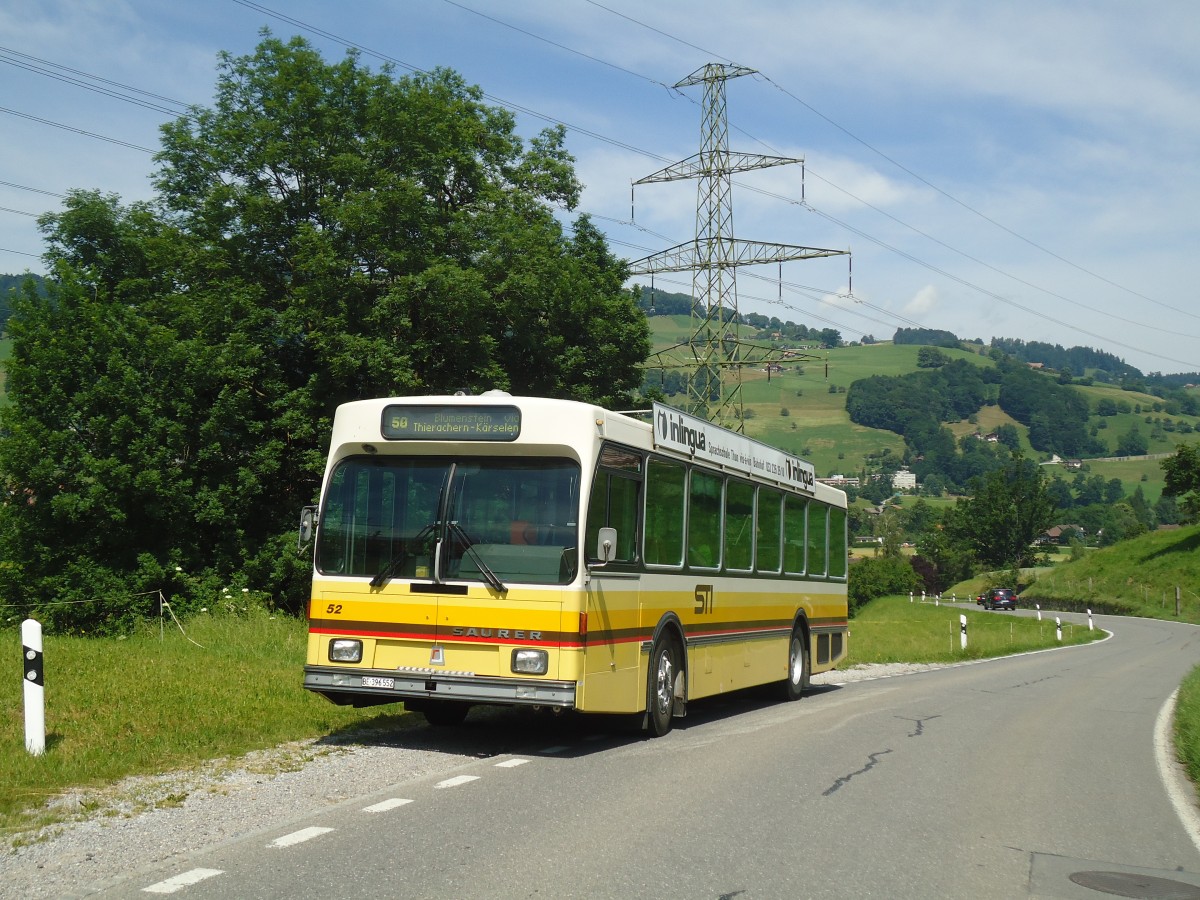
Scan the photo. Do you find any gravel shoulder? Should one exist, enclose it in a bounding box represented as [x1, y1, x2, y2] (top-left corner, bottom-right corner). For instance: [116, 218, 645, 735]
[0, 662, 943, 898]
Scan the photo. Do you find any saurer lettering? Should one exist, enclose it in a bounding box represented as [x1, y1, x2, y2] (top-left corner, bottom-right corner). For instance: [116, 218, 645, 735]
[451, 627, 543, 641]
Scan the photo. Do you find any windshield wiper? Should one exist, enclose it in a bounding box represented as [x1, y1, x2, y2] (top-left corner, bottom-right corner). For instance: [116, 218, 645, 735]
[369, 522, 438, 589]
[447, 521, 507, 594]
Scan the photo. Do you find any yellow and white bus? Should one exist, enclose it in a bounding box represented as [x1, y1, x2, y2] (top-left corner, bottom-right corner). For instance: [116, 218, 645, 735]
[303, 392, 848, 736]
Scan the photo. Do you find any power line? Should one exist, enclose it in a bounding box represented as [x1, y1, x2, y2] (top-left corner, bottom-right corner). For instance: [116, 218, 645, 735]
[0, 45, 190, 111]
[755, 73, 1194, 322]
[574, 3, 1189, 323]
[0, 105, 155, 153]
[575, 3, 1199, 353]
[0, 180, 66, 199]
[6, 4, 1192, 369]
[0, 50, 183, 117]
[0, 245, 41, 259]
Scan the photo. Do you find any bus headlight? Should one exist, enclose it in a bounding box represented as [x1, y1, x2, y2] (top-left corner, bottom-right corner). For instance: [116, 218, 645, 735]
[329, 639, 363, 663]
[511, 648, 548, 675]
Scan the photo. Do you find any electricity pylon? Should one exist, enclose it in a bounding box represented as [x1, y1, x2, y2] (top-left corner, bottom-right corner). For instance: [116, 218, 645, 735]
[629, 63, 847, 430]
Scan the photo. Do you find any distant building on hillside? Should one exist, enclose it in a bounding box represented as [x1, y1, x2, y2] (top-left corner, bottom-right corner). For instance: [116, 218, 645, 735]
[891, 469, 917, 491]
[818, 475, 860, 488]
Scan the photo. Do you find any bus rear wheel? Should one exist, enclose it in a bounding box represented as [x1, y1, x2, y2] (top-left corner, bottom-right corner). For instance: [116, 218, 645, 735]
[646, 635, 680, 737]
[782, 628, 809, 702]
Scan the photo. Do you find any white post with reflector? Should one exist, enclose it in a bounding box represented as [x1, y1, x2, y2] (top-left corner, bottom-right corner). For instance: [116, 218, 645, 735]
[1056, 617, 1062, 642]
[960, 614, 968, 651]
[22, 618, 45, 756]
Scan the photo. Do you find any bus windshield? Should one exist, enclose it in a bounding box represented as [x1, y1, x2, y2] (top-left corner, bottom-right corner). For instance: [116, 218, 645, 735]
[317, 456, 581, 586]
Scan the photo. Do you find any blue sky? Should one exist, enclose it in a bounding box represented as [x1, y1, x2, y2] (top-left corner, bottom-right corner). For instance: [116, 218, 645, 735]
[2, 0, 1199, 374]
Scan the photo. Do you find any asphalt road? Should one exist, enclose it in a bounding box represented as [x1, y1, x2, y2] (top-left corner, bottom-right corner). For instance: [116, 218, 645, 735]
[99, 610, 1200, 899]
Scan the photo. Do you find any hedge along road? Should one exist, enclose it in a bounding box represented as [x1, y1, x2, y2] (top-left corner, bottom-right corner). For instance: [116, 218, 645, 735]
[78, 611, 1200, 899]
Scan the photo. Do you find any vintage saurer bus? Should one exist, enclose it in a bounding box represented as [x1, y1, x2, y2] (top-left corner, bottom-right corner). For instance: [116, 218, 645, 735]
[302, 392, 848, 736]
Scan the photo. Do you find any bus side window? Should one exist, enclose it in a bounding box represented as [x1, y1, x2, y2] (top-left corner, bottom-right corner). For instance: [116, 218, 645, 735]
[828, 506, 847, 578]
[586, 474, 640, 561]
[756, 488, 782, 573]
[783, 495, 807, 575]
[645, 458, 685, 566]
[724, 479, 754, 571]
[688, 469, 722, 569]
[584, 454, 641, 563]
[808, 502, 828, 577]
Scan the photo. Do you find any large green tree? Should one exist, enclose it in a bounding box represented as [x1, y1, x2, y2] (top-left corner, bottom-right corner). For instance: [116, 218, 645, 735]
[1163, 442, 1200, 523]
[946, 454, 1057, 570]
[0, 36, 648, 630]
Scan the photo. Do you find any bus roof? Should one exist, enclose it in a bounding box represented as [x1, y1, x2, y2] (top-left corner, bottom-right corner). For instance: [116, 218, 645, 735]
[328, 392, 845, 506]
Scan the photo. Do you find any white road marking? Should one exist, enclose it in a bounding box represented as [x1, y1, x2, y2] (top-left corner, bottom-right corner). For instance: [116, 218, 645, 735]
[269, 826, 333, 848]
[434, 775, 480, 788]
[494, 758, 530, 768]
[1156, 689, 1200, 854]
[363, 797, 414, 813]
[142, 868, 223, 893]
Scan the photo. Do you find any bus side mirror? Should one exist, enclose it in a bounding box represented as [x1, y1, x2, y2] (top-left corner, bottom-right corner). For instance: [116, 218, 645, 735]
[596, 527, 617, 563]
[298, 505, 317, 549]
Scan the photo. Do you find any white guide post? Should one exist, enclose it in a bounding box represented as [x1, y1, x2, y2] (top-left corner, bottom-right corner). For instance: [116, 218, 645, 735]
[22, 618, 45, 756]
[959, 614, 968, 651]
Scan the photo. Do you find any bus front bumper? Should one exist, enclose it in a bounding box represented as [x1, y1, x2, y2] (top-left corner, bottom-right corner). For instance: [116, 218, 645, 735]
[303, 665, 577, 709]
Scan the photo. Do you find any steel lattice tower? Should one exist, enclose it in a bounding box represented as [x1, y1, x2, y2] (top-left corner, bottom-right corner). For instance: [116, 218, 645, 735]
[629, 63, 847, 429]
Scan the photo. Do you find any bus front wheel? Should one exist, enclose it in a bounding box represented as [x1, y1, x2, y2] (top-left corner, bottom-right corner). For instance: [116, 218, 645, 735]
[782, 628, 810, 702]
[646, 635, 680, 737]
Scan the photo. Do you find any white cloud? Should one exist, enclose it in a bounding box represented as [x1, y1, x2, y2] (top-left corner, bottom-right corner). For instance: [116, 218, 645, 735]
[903, 285, 939, 317]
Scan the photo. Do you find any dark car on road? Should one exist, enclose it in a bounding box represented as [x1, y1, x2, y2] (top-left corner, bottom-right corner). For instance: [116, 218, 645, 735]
[982, 588, 1017, 610]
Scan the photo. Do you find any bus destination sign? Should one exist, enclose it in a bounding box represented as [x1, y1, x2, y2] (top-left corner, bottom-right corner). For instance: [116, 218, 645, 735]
[381, 405, 521, 441]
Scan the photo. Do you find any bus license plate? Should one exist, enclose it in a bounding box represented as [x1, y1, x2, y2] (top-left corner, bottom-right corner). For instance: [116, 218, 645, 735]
[362, 676, 395, 689]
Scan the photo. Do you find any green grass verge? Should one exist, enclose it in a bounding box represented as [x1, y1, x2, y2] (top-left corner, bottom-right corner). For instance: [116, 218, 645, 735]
[843, 595, 1103, 666]
[0, 613, 404, 842]
[1176, 667, 1200, 786]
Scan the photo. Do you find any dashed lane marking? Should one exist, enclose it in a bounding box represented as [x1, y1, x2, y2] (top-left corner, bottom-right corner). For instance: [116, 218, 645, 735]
[269, 826, 334, 848]
[363, 798, 414, 813]
[494, 758, 530, 768]
[435, 775, 481, 789]
[142, 868, 223, 894]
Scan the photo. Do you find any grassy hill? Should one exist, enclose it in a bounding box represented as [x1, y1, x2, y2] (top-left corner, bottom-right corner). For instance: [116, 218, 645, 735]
[648, 316, 1200, 503]
[950, 523, 1200, 620]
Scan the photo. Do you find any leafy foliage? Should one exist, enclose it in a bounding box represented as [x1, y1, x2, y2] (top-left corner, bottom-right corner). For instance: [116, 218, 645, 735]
[0, 274, 45, 334]
[847, 556, 922, 613]
[991, 336, 1140, 381]
[1163, 442, 1200, 524]
[946, 454, 1058, 569]
[997, 362, 1097, 457]
[0, 36, 648, 631]
[894, 327, 960, 349]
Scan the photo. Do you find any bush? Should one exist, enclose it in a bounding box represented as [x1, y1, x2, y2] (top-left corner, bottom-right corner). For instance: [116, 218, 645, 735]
[848, 556, 922, 614]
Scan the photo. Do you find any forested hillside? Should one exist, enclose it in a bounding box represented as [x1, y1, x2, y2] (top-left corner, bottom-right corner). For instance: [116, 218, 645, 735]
[643, 314, 1199, 543]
